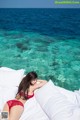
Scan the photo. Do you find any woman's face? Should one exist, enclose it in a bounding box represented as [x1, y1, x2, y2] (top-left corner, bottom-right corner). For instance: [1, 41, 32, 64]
[31, 79, 37, 85]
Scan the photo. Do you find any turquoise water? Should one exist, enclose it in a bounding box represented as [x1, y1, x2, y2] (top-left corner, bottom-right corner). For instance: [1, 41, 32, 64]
[0, 9, 80, 90]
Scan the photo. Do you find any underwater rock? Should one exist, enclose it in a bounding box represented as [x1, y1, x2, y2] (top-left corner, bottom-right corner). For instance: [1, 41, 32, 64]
[52, 61, 59, 66]
[24, 38, 30, 44]
[16, 43, 23, 48]
[22, 46, 28, 51]
[16, 54, 21, 58]
[16, 43, 28, 51]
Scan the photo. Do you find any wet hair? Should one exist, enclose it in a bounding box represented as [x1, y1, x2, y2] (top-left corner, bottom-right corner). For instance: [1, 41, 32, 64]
[15, 71, 38, 100]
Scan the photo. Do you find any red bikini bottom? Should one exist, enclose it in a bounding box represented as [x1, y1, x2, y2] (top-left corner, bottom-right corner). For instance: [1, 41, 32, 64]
[7, 99, 24, 111]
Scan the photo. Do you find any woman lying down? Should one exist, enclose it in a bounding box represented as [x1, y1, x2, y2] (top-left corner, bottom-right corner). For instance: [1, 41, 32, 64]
[2, 71, 47, 120]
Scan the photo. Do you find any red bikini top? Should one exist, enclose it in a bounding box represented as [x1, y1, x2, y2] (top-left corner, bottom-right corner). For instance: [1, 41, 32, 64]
[19, 91, 34, 99]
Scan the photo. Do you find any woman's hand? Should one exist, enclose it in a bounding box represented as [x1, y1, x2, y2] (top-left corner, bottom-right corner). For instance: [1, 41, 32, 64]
[33, 79, 48, 90]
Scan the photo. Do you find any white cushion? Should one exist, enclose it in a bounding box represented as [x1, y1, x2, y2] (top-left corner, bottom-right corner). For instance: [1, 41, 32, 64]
[0, 86, 18, 111]
[0, 67, 17, 71]
[35, 80, 80, 120]
[0, 67, 25, 87]
[55, 85, 80, 106]
[74, 90, 80, 107]
[19, 96, 49, 120]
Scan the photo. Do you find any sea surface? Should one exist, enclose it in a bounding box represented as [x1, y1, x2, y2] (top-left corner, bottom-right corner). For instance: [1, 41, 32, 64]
[0, 8, 80, 90]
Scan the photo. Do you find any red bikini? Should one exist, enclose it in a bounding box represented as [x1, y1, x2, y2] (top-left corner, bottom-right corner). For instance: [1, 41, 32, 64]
[7, 99, 24, 111]
[7, 91, 34, 111]
[19, 91, 34, 99]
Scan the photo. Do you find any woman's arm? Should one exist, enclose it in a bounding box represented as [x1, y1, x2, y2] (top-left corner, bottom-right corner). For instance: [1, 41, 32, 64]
[33, 79, 48, 90]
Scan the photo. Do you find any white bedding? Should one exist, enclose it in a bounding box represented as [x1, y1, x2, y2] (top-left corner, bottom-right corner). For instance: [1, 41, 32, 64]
[0, 67, 80, 120]
[19, 96, 49, 120]
[35, 80, 80, 120]
[0, 87, 49, 120]
[0, 67, 49, 120]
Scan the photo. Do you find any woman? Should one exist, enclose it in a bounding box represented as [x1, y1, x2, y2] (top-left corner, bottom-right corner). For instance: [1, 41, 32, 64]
[2, 71, 47, 120]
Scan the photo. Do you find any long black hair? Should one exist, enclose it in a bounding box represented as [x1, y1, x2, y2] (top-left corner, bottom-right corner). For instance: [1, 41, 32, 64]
[15, 71, 38, 100]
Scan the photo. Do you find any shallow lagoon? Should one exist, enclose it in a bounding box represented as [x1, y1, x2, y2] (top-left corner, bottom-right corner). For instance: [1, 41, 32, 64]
[0, 8, 80, 90]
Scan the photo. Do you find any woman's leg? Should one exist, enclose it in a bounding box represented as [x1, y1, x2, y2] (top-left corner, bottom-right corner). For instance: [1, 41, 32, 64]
[2, 103, 24, 120]
[2, 103, 9, 119]
[2, 103, 9, 112]
[9, 105, 24, 120]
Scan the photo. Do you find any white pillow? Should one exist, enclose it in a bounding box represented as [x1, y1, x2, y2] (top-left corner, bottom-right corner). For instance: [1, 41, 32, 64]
[35, 80, 66, 107]
[55, 85, 80, 106]
[0, 68, 25, 87]
[35, 80, 80, 120]
[74, 90, 80, 107]
[19, 96, 49, 120]
[0, 67, 17, 71]
[0, 86, 18, 111]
